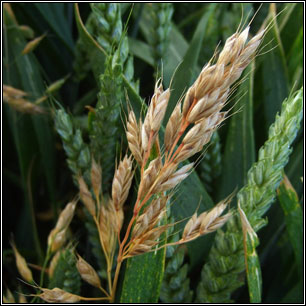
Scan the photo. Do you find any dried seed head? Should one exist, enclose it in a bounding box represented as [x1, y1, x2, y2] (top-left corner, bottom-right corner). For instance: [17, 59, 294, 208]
[38, 287, 80, 303]
[180, 26, 264, 133]
[3, 85, 28, 98]
[76, 254, 101, 288]
[112, 155, 133, 210]
[164, 102, 182, 152]
[182, 86, 196, 118]
[78, 176, 96, 217]
[132, 196, 168, 238]
[128, 225, 169, 257]
[180, 195, 233, 243]
[21, 34, 46, 55]
[3, 96, 46, 114]
[99, 202, 117, 257]
[48, 228, 67, 253]
[142, 80, 170, 152]
[138, 157, 162, 199]
[126, 110, 143, 164]
[156, 163, 194, 192]
[48, 250, 61, 278]
[91, 158, 102, 201]
[10, 240, 33, 283]
[47, 200, 77, 252]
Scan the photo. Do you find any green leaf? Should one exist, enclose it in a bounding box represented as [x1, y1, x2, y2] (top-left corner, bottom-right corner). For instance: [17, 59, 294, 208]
[238, 203, 262, 303]
[33, 3, 74, 51]
[285, 139, 303, 196]
[287, 27, 303, 87]
[120, 247, 166, 303]
[279, 3, 303, 56]
[218, 63, 255, 200]
[257, 5, 289, 133]
[128, 37, 155, 66]
[277, 176, 302, 274]
[281, 280, 303, 303]
[4, 9, 56, 204]
[164, 3, 217, 123]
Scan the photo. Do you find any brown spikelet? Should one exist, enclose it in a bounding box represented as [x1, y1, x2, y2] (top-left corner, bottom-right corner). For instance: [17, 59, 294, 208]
[138, 157, 162, 200]
[48, 250, 61, 278]
[3, 85, 28, 98]
[126, 110, 143, 165]
[3, 85, 46, 114]
[37, 287, 80, 303]
[91, 158, 102, 202]
[164, 102, 182, 152]
[164, 26, 265, 165]
[112, 155, 133, 211]
[178, 197, 232, 244]
[21, 34, 46, 55]
[156, 163, 194, 193]
[127, 225, 170, 257]
[76, 254, 101, 288]
[78, 176, 96, 217]
[47, 200, 77, 252]
[142, 80, 170, 153]
[10, 240, 33, 283]
[99, 201, 117, 258]
[3, 3, 18, 24]
[180, 195, 233, 243]
[131, 196, 168, 239]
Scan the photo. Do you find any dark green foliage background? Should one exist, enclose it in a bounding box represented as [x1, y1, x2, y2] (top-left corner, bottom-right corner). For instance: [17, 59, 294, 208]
[3, 3, 303, 303]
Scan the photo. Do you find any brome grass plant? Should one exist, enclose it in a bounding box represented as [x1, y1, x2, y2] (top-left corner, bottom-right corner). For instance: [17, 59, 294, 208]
[3, 3, 303, 304]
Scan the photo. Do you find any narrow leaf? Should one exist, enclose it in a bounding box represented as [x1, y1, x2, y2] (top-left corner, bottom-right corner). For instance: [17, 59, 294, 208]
[238, 203, 262, 303]
[218, 63, 255, 200]
[258, 4, 289, 132]
[120, 247, 166, 303]
[74, 3, 106, 78]
[277, 175, 302, 274]
[164, 3, 217, 123]
[128, 37, 155, 66]
[21, 34, 46, 55]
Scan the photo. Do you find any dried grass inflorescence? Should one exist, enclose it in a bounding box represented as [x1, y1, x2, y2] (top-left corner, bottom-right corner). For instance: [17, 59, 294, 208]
[47, 200, 77, 252]
[3, 84, 46, 114]
[10, 240, 33, 283]
[35, 25, 264, 303]
[37, 287, 81, 303]
[76, 254, 101, 289]
[121, 26, 264, 260]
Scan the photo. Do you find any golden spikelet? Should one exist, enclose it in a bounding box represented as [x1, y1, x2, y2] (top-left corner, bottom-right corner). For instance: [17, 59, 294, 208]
[48, 250, 61, 278]
[37, 287, 81, 303]
[78, 176, 96, 217]
[91, 158, 102, 202]
[180, 195, 233, 243]
[126, 110, 143, 165]
[76, 254, 101, 288]
[21, 33, 46, 55]
[164, 102, 182, 152]
[99, 201, 117, 258]
[112, 155, 133, 211]
[3, 85, 46, 114]
[47, 200, 77, 252]
[10, 240, 33, 283]
[131, 196, 168, 239]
